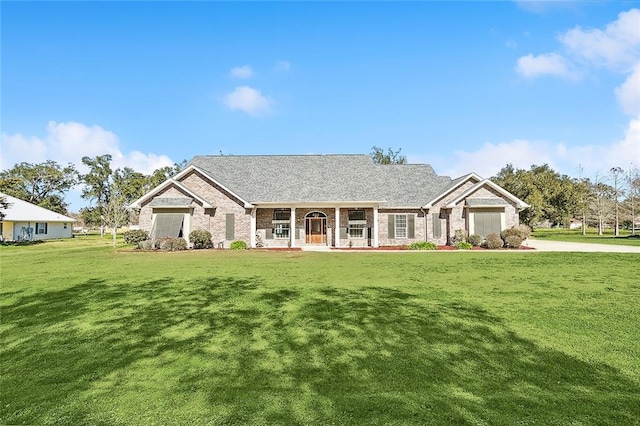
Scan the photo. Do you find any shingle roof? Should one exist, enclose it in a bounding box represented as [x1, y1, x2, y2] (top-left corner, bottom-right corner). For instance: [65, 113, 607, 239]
[466, 198, 509, 206]
[188, 155, 457, 207]
[0, 193, 75, 222]
[149, 197, 194, 207]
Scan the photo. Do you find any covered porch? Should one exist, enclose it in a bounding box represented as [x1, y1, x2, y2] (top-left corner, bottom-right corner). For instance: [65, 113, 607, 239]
[250, 204, 380, 249]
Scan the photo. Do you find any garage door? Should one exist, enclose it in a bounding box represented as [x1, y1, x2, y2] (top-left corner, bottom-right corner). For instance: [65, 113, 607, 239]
[474, 212, 501, 238]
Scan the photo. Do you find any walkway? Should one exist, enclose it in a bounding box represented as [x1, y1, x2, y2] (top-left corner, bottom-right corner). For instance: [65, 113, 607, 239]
[524, 239, 640, 253]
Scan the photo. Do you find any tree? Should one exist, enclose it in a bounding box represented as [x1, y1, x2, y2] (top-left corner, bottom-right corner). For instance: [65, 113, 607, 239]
[609, 167, 625, 236]
[492, 163, 583, 228]
[103, 194, 129, 247]
[626, 166, 639, 235]
[81, 155, 114, 236]
[145, 160, 188, 190]
[590, 173, 614, 235]
[0, 161, 78, 214]
[370, 146, 407, 165]
[0, 196, 10, 221]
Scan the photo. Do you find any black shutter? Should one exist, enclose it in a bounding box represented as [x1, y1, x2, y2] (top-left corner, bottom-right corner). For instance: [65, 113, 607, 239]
[226, 214, 235, 240]
[340, 227, 348, 239]
[433, 213, 441, 238]
[407, 215, 415, 238]
[388, 215, 395, 239]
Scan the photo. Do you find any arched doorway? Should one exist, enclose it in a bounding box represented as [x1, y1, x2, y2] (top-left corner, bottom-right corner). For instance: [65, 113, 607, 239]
[305, 211, 327, 244]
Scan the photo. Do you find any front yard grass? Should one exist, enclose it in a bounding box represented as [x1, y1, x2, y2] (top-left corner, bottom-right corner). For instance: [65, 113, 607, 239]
[532, 227, 640, 246]
[1, 238, 638, 425]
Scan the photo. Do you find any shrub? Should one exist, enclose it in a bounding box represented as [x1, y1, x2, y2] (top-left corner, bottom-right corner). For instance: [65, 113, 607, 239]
[467, 234, 483, 247]
[485, 233, 504, 249]
[230, 240, 248, 250]
[501, 225, 531, 241]
[504, 235, 523, 248]
[452, 229, 468, 244]
[138, 239, 154, 250]
[158, 237, 187, 251]
[455, 241, 473, 250]
[515, 224, 532, 240]
[408, 241, 438, 250]
[189, 230, 213, 249]
[123, 229, 148, 245]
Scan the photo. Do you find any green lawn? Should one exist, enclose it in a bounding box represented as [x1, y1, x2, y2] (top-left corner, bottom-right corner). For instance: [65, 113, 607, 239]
[1, 238, 639, 425]
[532, 227, 640, 246]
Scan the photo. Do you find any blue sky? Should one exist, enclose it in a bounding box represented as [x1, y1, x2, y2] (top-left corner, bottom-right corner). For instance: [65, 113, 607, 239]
[2, 1, 639, 211]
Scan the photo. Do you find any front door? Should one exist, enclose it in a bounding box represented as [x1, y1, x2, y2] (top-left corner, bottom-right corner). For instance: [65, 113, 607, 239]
[306, 217, 326, 244]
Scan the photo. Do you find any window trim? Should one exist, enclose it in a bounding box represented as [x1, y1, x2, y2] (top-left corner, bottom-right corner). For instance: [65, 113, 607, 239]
[274, 222, 290, 239]
[395, 215, 407, 239]
[348, 223, 366, 239]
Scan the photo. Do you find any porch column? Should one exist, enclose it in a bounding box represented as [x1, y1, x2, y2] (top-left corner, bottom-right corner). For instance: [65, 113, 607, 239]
[290, 207, 296, 248]
[250, 208, 257, 248]
[335, 207, 340, 248]
[373, 206, 379, 248]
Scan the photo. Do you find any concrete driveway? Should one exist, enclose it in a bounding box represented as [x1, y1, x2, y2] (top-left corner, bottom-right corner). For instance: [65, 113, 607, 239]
[524, 239, 640, 253]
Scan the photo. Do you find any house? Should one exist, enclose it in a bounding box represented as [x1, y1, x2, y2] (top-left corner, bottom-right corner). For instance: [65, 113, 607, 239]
[0, 193, 75, 241]
[129, 155, 529, 248]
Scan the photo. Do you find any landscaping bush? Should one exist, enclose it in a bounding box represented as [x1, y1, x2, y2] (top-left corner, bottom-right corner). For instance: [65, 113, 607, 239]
[123, 229, 149, 245]
[485, 233, 504, 249]
[467, 234, 483, 247]
[504, 235, 523, 248]
[408, 241, 438, 250]
[158, 237, 187, 251]
[515, 224, 532, 240]
[501, 225, 531, 241]
[138, 240, 154, 250]
[452, 229, 468, 244]
[189, 230, 213, 249]
[230, 240, 248, 250]
[455, 241, 473, 250]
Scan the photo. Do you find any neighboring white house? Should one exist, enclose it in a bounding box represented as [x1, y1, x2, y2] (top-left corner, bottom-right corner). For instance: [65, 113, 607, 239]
[0, 193, 75, 241]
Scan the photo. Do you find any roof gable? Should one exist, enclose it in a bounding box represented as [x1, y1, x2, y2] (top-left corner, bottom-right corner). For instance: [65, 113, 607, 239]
[444, 180, 530, 209]
[422, 173, 483, 208]
[128, 177, 214, 209]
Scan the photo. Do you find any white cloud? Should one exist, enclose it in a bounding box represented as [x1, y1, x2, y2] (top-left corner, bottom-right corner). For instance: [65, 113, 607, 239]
[437, 118, 639, 179]
[439, 139, 559, 178]
[229, 65, 255, 79]
[505, 38, 518, 49]
[615, 62, 640, 116]
[224, 86, 273, 117]
[559, 9, 640, 71]
[0, 121, 174, 175]
[274, 60, 291, 72]
[516, 53, 573, 79]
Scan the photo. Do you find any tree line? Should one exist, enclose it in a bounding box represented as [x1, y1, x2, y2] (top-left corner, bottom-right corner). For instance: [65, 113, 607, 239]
[492, 163, 639, 235]
[1, 150, 638, 236]
[0, 155, 187, 236]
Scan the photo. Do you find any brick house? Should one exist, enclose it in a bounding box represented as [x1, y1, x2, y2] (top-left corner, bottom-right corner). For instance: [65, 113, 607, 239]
[129, 155, 529, 248]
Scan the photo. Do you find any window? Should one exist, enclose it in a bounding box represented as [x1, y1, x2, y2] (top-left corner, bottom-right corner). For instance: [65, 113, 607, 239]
[273, 209, 291, 239]
[63, 223, 68, 229]
[347, 210, 366, 238]
[348, 210, 365, 221]
[395, 215, 407, 238]
[349, 224, 365, 238]
[274, 223, 290, 239]
[273, 209, 291, 221]
[36, 223, 47, 234]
